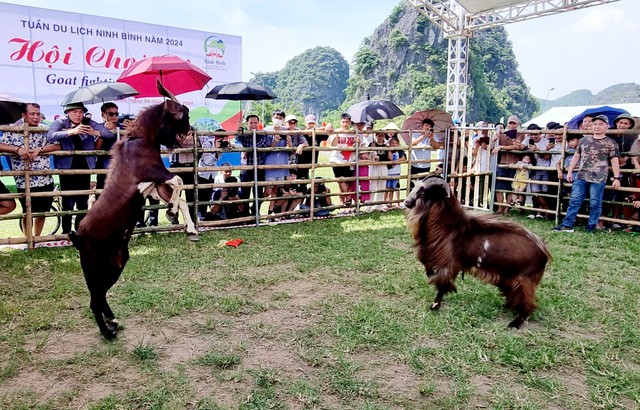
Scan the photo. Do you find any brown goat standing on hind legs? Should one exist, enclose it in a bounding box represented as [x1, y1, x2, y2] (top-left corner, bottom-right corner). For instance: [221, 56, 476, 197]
[404, 175, 551, 329]
[69, 80, 199, 339]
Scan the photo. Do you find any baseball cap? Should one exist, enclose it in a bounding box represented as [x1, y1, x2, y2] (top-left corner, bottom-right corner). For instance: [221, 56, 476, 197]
[304, 114, 317, 125]
[284, 114, 298, 123]
[592, 115, 609, 125]
[507, 115, 520, 124]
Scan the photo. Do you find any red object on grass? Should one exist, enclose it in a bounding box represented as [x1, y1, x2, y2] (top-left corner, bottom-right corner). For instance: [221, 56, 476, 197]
[225, 238, 244, 248]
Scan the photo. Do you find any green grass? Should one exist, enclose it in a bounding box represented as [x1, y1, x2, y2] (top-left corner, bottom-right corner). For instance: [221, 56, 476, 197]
[1, 212, 640, 409]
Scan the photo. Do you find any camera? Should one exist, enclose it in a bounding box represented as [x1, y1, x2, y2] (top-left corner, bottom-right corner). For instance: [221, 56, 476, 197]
[81, 116, 91, 126]
[315, 182, 326, 194]
[219, 140, 229, 149]
[117, 114, 134, 125]
[548, 137, 556, 144]
[625, 196, 636, 203]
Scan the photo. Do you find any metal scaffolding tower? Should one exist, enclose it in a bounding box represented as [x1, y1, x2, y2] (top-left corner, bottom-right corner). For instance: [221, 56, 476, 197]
[406, 0, 620, 124]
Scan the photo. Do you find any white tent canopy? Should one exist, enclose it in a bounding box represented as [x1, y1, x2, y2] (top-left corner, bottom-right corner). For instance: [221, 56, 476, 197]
[523, 103, 640, 128]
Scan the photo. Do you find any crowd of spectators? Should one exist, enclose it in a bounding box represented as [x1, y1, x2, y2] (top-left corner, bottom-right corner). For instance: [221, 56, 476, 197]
[2, 102, 640, 239]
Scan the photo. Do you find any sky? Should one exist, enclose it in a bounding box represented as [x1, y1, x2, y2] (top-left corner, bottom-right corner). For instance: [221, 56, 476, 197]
[5, 0, 639, 100]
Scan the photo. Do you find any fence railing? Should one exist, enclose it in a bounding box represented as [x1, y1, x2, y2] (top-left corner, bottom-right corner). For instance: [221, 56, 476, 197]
[2, 124, 639, 250]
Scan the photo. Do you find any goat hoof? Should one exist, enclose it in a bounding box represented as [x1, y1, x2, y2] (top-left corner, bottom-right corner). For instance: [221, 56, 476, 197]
[187, 233, 200, 242]
[106, 319, 119, 332]
[507, 317, 526, 329]
[165, 210, 180, 225]
[102, 329, 117, 340]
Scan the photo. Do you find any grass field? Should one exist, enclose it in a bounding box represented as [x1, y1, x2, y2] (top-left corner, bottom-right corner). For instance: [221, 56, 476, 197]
[1, 209, 639, 409]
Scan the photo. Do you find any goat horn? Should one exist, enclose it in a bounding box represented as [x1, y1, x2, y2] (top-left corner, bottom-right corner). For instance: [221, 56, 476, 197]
[156, 79, 179, 103]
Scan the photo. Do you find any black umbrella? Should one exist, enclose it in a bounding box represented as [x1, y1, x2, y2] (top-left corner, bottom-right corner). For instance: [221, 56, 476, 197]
[0, 93, 25, 125]
[205, 81, 276, 101]
[60, 82, 139, 105]
[346, 99, 404, 123]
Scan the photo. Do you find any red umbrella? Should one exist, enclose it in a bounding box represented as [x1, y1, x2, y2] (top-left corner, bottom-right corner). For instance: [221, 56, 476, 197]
[117, 55, 212, 97]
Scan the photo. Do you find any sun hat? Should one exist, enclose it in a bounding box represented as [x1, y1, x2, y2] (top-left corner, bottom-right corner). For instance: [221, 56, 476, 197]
[382, 122, 400, 131]
[64, 102, 88, 114]
[613, 113, 635, 129]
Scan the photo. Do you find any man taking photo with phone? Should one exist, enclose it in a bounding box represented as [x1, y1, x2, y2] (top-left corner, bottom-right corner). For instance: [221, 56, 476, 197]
[47, 102, 113, 233]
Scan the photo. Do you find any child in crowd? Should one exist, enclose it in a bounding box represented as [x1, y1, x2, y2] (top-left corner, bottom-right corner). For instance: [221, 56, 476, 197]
[384, 136, 406, 208]
[557, 134, 581, 187]
[511, 154, 532, 206]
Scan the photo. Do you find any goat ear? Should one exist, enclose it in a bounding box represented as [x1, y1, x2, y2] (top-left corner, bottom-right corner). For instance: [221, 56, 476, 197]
[164, 99, 184, 120]
[157, 79, 179, 103]
[424, 182, 450, 200]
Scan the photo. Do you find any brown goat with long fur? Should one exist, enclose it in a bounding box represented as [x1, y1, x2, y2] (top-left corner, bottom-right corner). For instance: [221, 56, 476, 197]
[405, 176, 551, 328]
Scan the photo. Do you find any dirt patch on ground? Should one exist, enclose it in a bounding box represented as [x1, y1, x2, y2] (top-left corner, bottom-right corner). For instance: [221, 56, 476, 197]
[0, 273, 368, 408]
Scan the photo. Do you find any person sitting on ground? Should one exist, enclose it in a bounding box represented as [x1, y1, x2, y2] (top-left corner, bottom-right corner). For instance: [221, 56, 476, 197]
[301, 177, 333, 217]
[272, 171, 304, 218]
[205, 175, 245, 221]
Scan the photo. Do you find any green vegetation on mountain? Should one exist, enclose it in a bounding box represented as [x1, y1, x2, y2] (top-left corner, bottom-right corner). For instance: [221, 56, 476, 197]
[249, 3, 544, 124]
[248, 47, 349, 120]
[346, 3, 538, 123]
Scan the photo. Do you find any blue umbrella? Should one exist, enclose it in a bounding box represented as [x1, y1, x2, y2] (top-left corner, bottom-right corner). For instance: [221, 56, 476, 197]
[566, 106, 629, 129]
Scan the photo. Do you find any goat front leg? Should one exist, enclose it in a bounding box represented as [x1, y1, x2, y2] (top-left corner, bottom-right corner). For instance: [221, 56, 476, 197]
[165, 175, 183, 215]
[428, 268, 457, 311]
[151, 183, 199, 242]
[174, 197, 199, 241]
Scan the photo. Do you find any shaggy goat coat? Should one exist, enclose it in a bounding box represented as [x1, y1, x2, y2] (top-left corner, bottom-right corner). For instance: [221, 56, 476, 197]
[405, 176, 551, 328]
[69, 81, 198, 339]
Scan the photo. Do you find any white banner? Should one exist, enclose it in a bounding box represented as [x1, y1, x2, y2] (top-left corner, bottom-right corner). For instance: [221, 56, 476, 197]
[0, 2, 242, 129]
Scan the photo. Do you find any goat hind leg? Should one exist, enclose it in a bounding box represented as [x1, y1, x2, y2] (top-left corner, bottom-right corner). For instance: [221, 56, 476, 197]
[503, 277, 537, 329]
[89, 291, 117, 339]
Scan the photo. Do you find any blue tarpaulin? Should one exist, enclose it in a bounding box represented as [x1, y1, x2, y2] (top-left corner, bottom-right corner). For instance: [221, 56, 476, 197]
[566, 106, 629, 129]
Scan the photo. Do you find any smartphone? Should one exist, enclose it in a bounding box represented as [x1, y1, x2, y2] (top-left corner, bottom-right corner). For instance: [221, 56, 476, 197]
[81, 116, 91, 126]
[548, 137, 556, 144]
[505, 129, 517, 138]
[478, 136, 490, 145]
